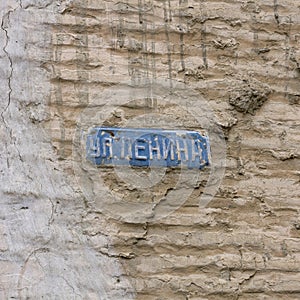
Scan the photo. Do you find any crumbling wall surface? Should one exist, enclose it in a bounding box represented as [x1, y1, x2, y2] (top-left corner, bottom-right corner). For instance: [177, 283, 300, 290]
[0, 1, 135, 299]
[1, 0, 300, 299]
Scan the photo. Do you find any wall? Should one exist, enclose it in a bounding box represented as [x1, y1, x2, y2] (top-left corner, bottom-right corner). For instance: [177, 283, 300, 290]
[1, 0, 300, 299]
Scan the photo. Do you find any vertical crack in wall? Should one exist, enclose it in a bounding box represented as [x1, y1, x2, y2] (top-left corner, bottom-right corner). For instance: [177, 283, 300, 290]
[274, 0, 279, 24]
[163, 0, 173, 88]
[1, 4, 24, 166]
[0, 9, 14, 127]
[1, 8, 15, 169]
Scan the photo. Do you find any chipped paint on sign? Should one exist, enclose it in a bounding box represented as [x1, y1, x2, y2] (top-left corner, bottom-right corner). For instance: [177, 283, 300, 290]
[86, 127, 211, 169]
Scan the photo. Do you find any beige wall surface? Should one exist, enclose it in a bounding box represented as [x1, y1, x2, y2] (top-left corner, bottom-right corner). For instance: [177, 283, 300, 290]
[0, 0, 300, 299]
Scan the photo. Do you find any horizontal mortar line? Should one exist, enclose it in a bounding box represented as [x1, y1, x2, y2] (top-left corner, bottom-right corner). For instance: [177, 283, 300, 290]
[128, 267, 300, 277]
[50, 77, 127, 84]
[49, 23, 192, 35]
[48, 48, 169, 57]
[135, 269, 300, 279]
[49, 71, 170, 81]
[57, 10, 159, 19]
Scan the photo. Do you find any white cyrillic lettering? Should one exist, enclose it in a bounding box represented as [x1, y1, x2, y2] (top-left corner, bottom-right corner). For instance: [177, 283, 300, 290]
[192, 139, 202, 161]
[176, 139, 188, 161]
[149, 137, 161, 160]
[135, 139, 147, 160]
[162, 138, 175, 160]
[102, 137, 112, 158]
[88, 136, 100, 158]
[121, 137, 132, 160]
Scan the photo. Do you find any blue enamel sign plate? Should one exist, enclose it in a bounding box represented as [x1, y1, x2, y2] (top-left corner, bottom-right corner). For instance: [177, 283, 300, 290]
[86, 127, 211, 169]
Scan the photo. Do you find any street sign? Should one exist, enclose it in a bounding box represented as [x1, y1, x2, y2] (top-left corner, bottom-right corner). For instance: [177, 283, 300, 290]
[86, 127, 211, 169]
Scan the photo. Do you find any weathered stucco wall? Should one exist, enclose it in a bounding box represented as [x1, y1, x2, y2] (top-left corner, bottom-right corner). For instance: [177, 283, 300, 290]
[1, 0, 300, 299]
